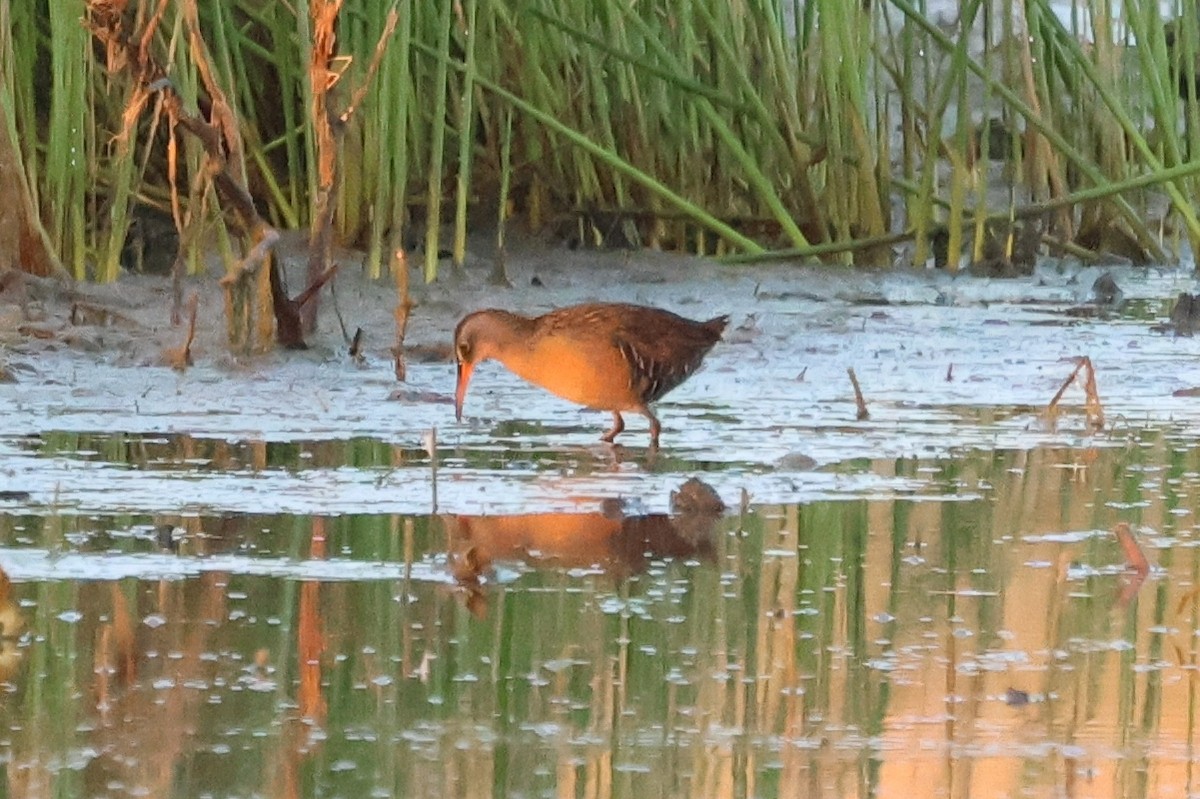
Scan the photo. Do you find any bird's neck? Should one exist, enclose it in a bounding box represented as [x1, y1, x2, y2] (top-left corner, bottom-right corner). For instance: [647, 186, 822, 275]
[477, 311, 537, 366]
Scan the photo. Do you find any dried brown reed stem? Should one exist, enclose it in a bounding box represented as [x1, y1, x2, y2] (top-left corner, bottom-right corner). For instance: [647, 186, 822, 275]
[1113, 522, 1149, 576]
[95, 584, 137, 720]
[1113, 522, 1149, 607]
[69, 302, 137, 329]
[269, 262, 340, 350]
[847, 368, 869, 420]
[1081, 358, 1105, 430]
[1045, 356, 1105, 431]
[0, 102, 67, 280]
[298, 518, 328, 725]
[348, 327, 365, 364]
[339, 9, 401, 126]
[304, 0, 343, 333]
[217, 226, 280, 288]
[85, 0, 280, 352]
[161, 293, 199, 370]
[305, 2, 400, 332]
[392, 248, 412, 381]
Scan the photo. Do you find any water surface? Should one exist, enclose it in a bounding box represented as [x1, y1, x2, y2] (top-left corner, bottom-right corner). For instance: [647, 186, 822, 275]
[2, 264, 1200, 797]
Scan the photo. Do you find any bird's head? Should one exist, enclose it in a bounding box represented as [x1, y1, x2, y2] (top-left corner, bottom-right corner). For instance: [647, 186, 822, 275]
[453, 310, 519, 422]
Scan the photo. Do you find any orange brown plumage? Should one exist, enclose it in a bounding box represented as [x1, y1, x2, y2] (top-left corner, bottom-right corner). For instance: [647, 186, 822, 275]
[453, 302, 728, 447]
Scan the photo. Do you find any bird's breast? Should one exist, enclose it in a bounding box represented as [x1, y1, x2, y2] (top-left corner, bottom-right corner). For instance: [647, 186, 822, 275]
[500, 337, 640, 410]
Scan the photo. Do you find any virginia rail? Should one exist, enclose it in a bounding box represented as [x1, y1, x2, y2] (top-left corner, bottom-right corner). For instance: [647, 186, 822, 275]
[454, 302, 728, 446]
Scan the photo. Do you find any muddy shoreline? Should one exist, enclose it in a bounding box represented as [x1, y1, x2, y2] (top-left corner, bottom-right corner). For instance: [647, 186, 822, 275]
[2, 237, 1199, 514]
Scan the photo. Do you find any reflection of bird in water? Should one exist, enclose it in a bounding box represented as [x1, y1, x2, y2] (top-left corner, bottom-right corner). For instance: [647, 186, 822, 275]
[0, 566, 25, 684]
[1169, 292, 1200, 336]
[453, 303, 728, 447]
[447, 478, 725, 616]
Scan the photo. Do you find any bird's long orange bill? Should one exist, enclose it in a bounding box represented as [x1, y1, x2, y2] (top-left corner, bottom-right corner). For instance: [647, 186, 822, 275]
[455, 361, 473, 422]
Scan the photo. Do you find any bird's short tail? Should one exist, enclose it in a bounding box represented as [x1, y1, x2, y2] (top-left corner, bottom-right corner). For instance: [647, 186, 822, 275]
[705, 315, 731, 338]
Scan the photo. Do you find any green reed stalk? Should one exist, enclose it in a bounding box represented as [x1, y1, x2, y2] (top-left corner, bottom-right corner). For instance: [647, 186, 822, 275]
[0, 1, 63, 277]
[726, 156, 1200, 264]
[293, 0, 318, 222]
[46, 0, 88, 279]
[1182, 0, 1200, 169]
[910, 11, 959, 267]
[493, 106, 513, 284]
[618, 6, 810, 249]
[264, 2, 306, 226]
[5, 0, 38, 197]
[421, 0, 453, 283]
[163, 5, 210, 277]
[96, 120, 137, 283]
[1036, 1, 1199, 254]
[1019, 2, 1057, 209]
[891, 0, 1167, 262]
[691, 0, 819, 218]
[880, 2, 933, 265]
[970, 2, 996, 263]
[412, 40, 764, 253]
[829, 1, 887, 253]
[582, 6, 629, 212]
[1123, 0, 1199, 255]
[1127, 1, 1180, 165]
[528, 9, 756, 118]
[364, 0, 415, 279]
[945, 0, 982, 272]
[451, 0, 478, 269]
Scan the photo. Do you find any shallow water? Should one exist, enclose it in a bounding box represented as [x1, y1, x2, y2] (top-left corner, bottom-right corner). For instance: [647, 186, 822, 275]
[3, 263, 1200, 797]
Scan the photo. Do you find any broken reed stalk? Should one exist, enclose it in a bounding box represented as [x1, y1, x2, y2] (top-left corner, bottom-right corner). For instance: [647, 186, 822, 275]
[847, 368, 870, 421]
[1045, 356, 1105, 431]
[726, 156, 1200, 265]
[1044, 359, 1085, 423]
[269, 263, 340, 350]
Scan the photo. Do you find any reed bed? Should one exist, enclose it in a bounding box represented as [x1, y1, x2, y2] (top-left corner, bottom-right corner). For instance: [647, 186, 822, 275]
[3, 0, 1199, 292]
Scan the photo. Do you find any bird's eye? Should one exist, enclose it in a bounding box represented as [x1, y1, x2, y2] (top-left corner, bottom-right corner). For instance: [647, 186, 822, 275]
[457, 342, 470, 361]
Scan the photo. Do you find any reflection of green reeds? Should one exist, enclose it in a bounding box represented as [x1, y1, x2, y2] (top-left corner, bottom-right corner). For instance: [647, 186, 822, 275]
[8, 439, 1200, 794]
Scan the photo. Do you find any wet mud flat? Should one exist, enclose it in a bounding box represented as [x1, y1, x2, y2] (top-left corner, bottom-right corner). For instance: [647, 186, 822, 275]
[2, 249, 1200, 797]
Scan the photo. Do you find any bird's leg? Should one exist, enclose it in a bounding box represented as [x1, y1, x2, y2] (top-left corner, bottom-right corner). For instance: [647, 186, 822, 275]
[600, 411, 625, 443]
[641, 408, 662, 449]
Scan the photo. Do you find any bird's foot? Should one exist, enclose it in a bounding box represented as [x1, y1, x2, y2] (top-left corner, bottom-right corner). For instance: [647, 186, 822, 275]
[600, 411, 625, 444]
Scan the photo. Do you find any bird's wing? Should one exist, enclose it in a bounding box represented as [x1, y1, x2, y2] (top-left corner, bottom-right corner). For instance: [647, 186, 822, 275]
[609, 316, 720, 404]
